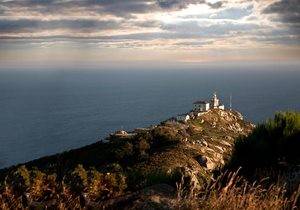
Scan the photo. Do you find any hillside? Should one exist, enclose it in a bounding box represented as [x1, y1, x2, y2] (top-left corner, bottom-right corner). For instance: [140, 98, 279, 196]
[0, 109, 253, 174]
[0, 109, 298, 209]
[0, 109, 255, 208]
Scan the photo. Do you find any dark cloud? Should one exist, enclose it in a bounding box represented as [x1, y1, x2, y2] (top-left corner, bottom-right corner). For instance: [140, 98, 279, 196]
[0, 0, 222, 17]
[263, 0, 300, 34]
[0, 19, 121, 33]
[157, 0, 204, 9]
[157, 0, 224, 9]
[207, 1, 223, 9]
[263, 0, 300, 15]
[0, 0, 153, 17]
[0, 0, 225, 37]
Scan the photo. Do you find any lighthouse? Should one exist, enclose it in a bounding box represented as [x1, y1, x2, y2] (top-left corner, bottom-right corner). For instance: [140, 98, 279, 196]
[211, 92, 219, 108]
[210, 92, 224, 110]
[193, 92, 225, 114]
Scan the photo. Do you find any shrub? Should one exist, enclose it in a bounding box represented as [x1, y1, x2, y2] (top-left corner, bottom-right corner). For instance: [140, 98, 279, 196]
[103, 163, 123, 173]
[87, 169, 127, 201]
[151, 126, 181, 147]
[114, 141, 134, 160]
[145, 170, 174, 186]
[228, 111, 300, 173]
[29, 169, 46, 199]
[138, 138, 150, 155]
[8, 165, 30, 195]
[66, 164, 88, 194]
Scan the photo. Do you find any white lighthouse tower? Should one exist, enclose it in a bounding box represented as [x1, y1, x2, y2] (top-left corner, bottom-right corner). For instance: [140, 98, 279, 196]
[211, 92, 219, 108]
[210, 92, 224, 110]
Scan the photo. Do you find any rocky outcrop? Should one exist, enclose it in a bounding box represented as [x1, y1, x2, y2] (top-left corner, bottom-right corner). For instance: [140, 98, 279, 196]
[164, 109, 254, 172]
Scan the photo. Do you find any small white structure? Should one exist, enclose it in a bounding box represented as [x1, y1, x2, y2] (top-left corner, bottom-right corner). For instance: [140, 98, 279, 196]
[196, 112, 205, 117]
[218, 104, 225, 110]
[193, 101, 210, 112]
[111, 130, 128, 137]
[176, 114, 190, 122]
[174, 93, 226, 123]
[210, 92, 224, 110]
[110, 130, 136, 139]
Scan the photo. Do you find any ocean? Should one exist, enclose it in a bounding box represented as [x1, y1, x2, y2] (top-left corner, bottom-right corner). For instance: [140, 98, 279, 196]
[0, 68, 299, 168]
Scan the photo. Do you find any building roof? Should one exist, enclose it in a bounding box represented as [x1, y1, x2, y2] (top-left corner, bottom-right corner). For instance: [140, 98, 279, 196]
[193, 100, 209, 104]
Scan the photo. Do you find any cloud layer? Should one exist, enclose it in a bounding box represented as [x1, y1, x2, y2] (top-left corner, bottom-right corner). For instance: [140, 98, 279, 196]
[0, 0, 299, 65]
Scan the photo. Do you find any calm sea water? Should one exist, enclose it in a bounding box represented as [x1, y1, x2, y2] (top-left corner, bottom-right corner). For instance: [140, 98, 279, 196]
[0, 68, 299, 168]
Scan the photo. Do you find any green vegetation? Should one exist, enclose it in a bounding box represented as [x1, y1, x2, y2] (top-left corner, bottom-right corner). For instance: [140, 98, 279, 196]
[228, 111, 300, 173]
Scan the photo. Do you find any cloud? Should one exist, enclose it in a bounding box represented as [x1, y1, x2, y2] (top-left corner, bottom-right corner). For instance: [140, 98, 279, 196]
[263, 0, 300, 34]
[263, 0, 300, 18]
[0, 19, 122, 33]
[0, 0, 226, 38]
[157, 0, 205, 9]
[0, 0, 153, 18]
[0, 0, 224, 18]
[161, 20, 259, 37]
[207, 1, 223, 9]
[0, 0, 299, 53]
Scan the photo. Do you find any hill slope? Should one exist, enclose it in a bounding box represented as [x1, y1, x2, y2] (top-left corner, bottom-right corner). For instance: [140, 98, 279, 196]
[1, 109, 253, 176]
[0, 109, 257, 208]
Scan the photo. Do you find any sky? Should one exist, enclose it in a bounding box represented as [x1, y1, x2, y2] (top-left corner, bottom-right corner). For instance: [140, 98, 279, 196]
[0, 0, 299, 69]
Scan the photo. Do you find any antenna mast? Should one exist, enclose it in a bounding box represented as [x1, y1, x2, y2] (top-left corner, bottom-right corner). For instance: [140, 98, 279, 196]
[229, 93, 232, 111]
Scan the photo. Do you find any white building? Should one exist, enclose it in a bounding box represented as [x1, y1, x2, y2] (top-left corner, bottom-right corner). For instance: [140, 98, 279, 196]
[193, 101, 210, 112]
[176, 114, 190, 122]
[210, 92, 224, 110]
[218, 104, 225, 110]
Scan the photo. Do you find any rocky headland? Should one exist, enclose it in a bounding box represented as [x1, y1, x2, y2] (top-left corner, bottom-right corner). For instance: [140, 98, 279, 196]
[0, 108, 298, 209]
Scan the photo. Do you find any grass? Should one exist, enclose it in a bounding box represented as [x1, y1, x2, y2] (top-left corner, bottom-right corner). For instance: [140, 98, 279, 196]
[0, 167, 298, 209]
[175, 169, 300, 210]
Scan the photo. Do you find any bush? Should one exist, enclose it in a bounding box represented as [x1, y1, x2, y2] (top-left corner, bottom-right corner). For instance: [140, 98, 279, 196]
[87, 169, 127, 201]
[113, 141, 134, 160]
[228, 111, 300, 173]
[66, 164, 88, 194]
[8, 165, 30, 195]
[29, 169, 46, 198]
[138, 138, 150, 156]
[151, 126, 181, 148]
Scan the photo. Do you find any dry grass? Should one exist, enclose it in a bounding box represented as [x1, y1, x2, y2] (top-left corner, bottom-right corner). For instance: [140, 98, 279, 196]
[175, 169, 300, 210]
[0, 168, 299, 209]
